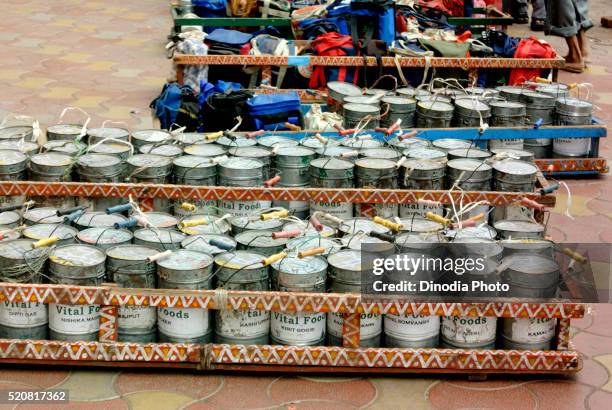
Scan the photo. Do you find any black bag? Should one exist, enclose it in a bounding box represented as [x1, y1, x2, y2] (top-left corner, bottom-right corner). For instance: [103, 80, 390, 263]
[202, 90, 254, 131]
[150, 83, 201, 132]
[175, 87, 201, 132]
[361, 39, 388, 87]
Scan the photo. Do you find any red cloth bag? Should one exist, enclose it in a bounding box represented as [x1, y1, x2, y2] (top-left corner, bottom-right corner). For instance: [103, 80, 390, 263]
[509, 36, 557, 85]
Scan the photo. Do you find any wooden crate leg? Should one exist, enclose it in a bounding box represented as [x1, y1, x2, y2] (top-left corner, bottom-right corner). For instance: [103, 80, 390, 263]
[261, 66, 272, 86]
[176, 65, 185, 85]
[342, 313, 361, 348]
[98, 305, 119, 342]
[556, 318, 571, 350]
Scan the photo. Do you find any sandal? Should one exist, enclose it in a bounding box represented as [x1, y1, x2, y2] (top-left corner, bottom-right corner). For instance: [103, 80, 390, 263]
[530, 19, 545, 31]
[515, 16, 529, 24]
[486, 5, 511, 19]
[562, 62, 585, 73]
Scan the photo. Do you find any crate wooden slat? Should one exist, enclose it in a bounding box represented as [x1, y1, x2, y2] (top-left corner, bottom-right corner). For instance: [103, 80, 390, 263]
[0, 339, 582, 374]
[173, 54, 566, 69]
[0, 181, 556, 207]
[0, 283, 585, 318]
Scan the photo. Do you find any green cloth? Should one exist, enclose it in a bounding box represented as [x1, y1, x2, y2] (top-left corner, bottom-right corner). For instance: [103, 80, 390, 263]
[418, 39, 470, 58]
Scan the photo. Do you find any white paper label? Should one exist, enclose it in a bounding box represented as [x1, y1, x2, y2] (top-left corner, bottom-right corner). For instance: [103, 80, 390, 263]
[0, 196, 25, 207]
[174, 199, 218, 218]
[489, 139, 523, 150]
[553, 138, 590, 155]
[49, 304, 100, 334]
[384, 314, 440, 340]
[508, 318, 556, 343]
[218, 200, 272, 217]
[400, 203, 443, 217]
[309, 200, 353, 219]
[327, 312, 382, 338]
[35, 196, 76, 209]
[271, 312, 326, 344]
[273, 200, 309, 213]
[533, 138, 551, 146]
[215, 310, 270, 338]
[118, 306, 157, 330]
[441, 316, 497, 344]
[0, 301, 48, 328]
[157, 307, 209, 338]
[355, 203, 399, 218]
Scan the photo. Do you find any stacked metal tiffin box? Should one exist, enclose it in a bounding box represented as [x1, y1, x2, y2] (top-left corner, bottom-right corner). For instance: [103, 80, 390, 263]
[327, 80, 594, 159]
[0, 121, 558, 350]
[0, 200, 559, 350]
[1, 123, 542, 218]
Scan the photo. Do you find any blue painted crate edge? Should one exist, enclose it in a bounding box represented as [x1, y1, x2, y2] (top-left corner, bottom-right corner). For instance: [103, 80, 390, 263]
[256, 125, 606, 142]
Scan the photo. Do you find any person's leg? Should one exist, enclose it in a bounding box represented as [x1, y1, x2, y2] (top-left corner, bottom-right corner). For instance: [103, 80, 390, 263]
[564, 35, 585, 72]
[512, 0, 529, 23]
[574, 0, 594, 62]
[544, 0, 584, 71]
[577, 29, 589, 62]
[531, 0, 547, 31]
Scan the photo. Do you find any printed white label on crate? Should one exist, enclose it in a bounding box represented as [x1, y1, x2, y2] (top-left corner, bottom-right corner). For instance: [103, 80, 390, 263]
[355, 203, 399, 218]
[271, 312, 326, 344]
[327, 312, 382, 338]
[489, 139, 523, 150]
[118, 306, 157, 330]
[0, 196, 25, 208]
[0, 301, 48, 328]
[36, 196, 76, 210]
[157, 307, 209, 338]
[49, 304, 101, 334]
[399, 203, 443, 217]
[174, 199, 218, 218]
[441, 316, 497, 344]
[384, 314, 440, 340]
[533, 138, 551, 146]
[553, 138, 590, 156]
[509, 318, 556, 343]
[215, 310, 270, 338]
[273, 200, 310, 213]
[218, 200, 272, 217]
[309, 200, 353, 219]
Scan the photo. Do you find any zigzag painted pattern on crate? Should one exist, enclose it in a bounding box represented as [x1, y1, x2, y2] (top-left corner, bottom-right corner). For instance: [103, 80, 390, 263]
[342, 313, 361, 348]
[173, 55, 565, 68]
[0, 340, 200, 362]
[0, 181, 553, 206]
[98, 306, 118, 342]
[208, 344, 580, 371]
[0, 283, 585, 318]
[537, 158, 608, 173]
[0, 340, 580, 371]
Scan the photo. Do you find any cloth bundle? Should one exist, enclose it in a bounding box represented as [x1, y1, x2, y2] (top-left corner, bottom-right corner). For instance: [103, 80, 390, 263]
[246, 92, 302, 130]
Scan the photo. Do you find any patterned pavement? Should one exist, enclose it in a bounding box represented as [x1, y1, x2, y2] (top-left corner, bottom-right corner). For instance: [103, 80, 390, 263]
[0, 0, 611, 409]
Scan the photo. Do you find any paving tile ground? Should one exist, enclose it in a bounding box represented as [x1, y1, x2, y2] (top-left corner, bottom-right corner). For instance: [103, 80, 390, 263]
[0, 0, 611, 409]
